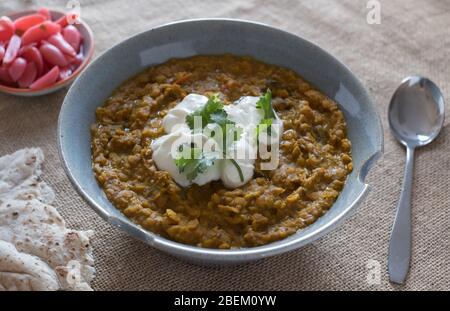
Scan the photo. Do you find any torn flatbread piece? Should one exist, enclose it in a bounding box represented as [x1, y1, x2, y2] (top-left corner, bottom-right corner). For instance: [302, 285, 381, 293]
[0, 148, 95, 291]
[0, 148, 54, 204]
[0, 240, 60, 291]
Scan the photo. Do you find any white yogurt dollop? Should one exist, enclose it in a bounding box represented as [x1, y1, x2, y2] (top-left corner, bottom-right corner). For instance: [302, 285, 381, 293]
[151, 131, 221, 187]
[162, 94, 208, 133]
[151, 93, 282, 188]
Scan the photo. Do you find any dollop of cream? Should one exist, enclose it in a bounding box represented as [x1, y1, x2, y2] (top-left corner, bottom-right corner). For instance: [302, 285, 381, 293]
[151, 94, 282, 188]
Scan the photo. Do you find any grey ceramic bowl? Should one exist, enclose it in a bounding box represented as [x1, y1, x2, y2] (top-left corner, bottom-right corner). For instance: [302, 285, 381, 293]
[58, 19, 383, 264]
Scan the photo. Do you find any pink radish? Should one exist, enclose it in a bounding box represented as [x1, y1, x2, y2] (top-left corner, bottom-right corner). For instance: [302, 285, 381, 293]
[65, 54, 75, 64]
[18, 42, 38, 55]
[0, 16, 15, 42]
[62, 25, 81, 52]
[40, 42, 68, 67]
[3, 34, 21, 65]
[42, 61, 50, 75]
[0, 42, 5, 62]
[66, 40, 83, 64]
[65, 51, 83, 66]
[20, 46, 44, 76]
[47, 33, 76, 56]
[37, 8, 51, 20]
[74, 52, 83, 66]
[21, 21, 61, 45]
[30, 66, 59, 90]
[72, 45, 84, 70]
[18, 62, 37, 88]
[0, 66, 14, 84]
[55, 15, 69, 28]
[13, 14, 46, 35]
[8, 57, 27, 81]
[68, 57, 82, 72]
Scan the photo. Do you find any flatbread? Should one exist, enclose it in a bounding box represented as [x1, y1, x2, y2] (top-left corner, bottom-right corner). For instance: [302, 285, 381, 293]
[0, 148, 55, 204]
[0, 240, 60, 291]
[0, 148, 95, 291]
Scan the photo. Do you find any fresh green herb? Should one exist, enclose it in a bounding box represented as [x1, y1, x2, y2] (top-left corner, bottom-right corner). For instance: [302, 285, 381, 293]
[228, 158, 244, 183]
[256, 89, 275, 120]
[256, 89, 276, 138]
[183, 94, 244, 182]
[186, 94, 242, 145]
[256, 118, 273, 137]
[186, 94, 223, 130]
[175, 145, 216, 182]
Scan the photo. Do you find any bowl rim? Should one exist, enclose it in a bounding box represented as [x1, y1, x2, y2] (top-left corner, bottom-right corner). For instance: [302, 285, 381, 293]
[58, 18, 383, 262]
[0, 9, 95, 95]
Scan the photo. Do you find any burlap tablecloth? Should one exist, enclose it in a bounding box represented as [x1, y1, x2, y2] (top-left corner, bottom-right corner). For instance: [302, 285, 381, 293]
[1, 0, 449, 291]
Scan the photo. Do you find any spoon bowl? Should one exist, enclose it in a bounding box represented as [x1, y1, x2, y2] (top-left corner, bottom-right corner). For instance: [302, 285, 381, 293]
[388, 76, 445, 148]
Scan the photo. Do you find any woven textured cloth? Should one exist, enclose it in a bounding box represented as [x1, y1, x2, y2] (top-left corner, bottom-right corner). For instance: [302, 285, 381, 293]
[1, 0, 449, 290]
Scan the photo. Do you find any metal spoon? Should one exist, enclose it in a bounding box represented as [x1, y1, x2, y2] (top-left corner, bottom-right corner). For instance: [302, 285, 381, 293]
[388, 76, 445, 284]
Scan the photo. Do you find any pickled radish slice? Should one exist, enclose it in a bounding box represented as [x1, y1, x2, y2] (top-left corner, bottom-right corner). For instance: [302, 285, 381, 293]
[18, 42, 38, 55]
[0, 67, 14, 84]
[13, 14, 46, 35]
[65, 52, 82, 65]
[0, 16, 15, 41]
[62, 25, 81, 52]
[21, 21, 61, 45]
[41, 62, 49, 76]
[65, 53, 75, 64]
[47, 33, 76, 56]
[0, 42, 5, 62]
[8, 57, 27, 81]
[74, 51, 83, 66]
[37, 8, 51, 20]
[29, 66, 59, 90]
[3, 34, 21, 65]
[20, 46, 44, 76]
[18, 62, 37, 88]
[40, 43, 68, 67]
[55, 15, 69, 28]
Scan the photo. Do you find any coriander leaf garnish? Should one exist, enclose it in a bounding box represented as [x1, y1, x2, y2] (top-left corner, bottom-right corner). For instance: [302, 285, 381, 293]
[186, 94, 241, 142]
[256, 118, 273, 137]
[256, 89, 275, 120]
[209, 109, 230, 127]
[186, 94, 224, 130]
[229, 158, 244, 183]
[175, 145, 216, 182]
[256, 89, 276, 138]
[183, 94, 244, 182]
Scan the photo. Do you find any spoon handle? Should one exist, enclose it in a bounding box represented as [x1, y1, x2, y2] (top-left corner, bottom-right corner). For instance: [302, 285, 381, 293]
[388, 146, 414, 284]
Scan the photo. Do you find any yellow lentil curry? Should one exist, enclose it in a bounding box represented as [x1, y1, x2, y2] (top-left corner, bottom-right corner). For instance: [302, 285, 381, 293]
[91, 55, 353, 249]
